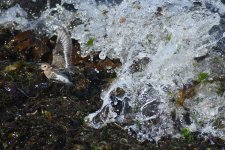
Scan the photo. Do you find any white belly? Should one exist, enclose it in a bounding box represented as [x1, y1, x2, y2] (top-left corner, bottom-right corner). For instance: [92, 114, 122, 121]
[55, 74, 72, 84]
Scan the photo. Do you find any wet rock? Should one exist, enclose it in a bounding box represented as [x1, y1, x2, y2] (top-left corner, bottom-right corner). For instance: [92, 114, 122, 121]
[108, 88, 128, 115]
[130, 57, 150, 73]
[155, 7, 163, 16]
[141, 101, 160, 117]
[50, 0, 61, 8]
[212, 37, 225, 55]
[193, 1, 202, 6]
[189, 2, 203, 11]
[209, 56, 225, 75]
[120, 138, 128, 144]
[194, 53, 209, 62]
[123, 97, 132, 115]
[0, 82, 27, 110]
[69, 18, 83, 29]
[111, 99, 123, 115]
[114, 0, 123, 4]
[212, 117, 225, 129]
[115, 87, 126, 98]
[62, 3, 77, 12]
[208, 25, 225, 40]
[205, 2, 219, 13]
[220, 14, 225, 24]
[221, 0, 225, 5]
[71, 144, 86, 150]
[0, 0, 17, 9]
[0, 28, 14, 46]
[95, 0, 123, 5]
[176, 82, 197, 106]
[183, 111, 191, 125]
[4, 30, 50, 62]
[9, 0, 48, 18]
[71, 76, 91, 98]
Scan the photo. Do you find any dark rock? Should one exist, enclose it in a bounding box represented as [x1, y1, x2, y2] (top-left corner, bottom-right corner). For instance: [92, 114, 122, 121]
[111, 99, 123, 115]
[212, 37, 225, 55]
[0, 88, 26, 110]
[0, 28, 13, 46]
[109, 88, 127, 115]
[221, 0, 225, 5]
[205, 2, 219, 13]
[141, 101, 160, 117]
[208, 25, 225, 40]
[220, 14, 225, 24]
[123, 97, 132, 115]
[92, 105, 109, 123]
[114, 0, 123, 4]
[95, 0, 123, 5]
[130, 57, 150, 73]
[193, 1, 202, 6]
[190, 2, 203, 11]
[115, 87, 125, 98]
[0, 0, 17, 9]
[183, 111, 191, 125]
[62, 3, 77, 12]
[50, 0, 61, 8]
[15, 0, 47, 18]
[49, 10, 59, 16]
[69, 18, 83, 28]
[194, 53, 209, 62]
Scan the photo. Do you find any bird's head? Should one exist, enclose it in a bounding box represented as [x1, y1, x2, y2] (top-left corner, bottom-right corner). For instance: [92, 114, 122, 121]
[40, 63, 52, 71]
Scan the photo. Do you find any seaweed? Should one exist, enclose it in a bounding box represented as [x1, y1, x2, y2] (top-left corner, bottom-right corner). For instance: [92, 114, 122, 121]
[197, 72, 209, 82]
[86, 37, 95, 47]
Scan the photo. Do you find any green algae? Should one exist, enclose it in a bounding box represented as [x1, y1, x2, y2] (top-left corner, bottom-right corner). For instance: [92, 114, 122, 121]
[180, 128, 193, 141]
[197, 72, 209, 82]
[146, 33, 153, 44]
[87, 37, 95, 47]
[3, 61, 24, 72]
[165, 33, 172, 43]
[213, 118, 225, 129]
[216, 82, 225, 96]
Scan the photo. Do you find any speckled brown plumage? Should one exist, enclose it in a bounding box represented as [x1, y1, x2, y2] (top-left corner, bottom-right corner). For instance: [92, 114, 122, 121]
[40, 27, 73, 85]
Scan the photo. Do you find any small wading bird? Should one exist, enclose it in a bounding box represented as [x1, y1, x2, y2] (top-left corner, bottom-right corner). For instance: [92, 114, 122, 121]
[40, 27, 73, 85]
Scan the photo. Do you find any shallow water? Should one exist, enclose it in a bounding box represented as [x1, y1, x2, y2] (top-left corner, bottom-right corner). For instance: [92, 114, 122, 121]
[1, 0, 224, 142]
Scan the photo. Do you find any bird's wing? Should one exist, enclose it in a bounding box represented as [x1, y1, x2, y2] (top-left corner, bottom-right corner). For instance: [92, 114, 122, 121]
[52, 27, 72, 69]
[52, 69, 73, 85]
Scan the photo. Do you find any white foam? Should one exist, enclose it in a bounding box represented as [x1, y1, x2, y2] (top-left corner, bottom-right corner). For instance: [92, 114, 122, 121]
[0, 4, 29, 29]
